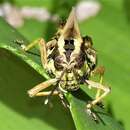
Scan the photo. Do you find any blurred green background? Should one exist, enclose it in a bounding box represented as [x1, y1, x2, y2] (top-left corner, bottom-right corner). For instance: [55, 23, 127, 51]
[0, 0, 130, 130]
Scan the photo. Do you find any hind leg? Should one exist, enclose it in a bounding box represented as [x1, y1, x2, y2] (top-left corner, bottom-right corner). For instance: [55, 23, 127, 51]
[85, 80, 110, 120]
[92, 66, 105, 99]
[85, 80, 110, 109]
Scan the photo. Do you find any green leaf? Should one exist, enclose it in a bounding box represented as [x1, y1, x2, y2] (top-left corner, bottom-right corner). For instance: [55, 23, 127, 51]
[67, 91, 123, 130]
[0, 18, 75, 130]
[0, 17, 124, 130]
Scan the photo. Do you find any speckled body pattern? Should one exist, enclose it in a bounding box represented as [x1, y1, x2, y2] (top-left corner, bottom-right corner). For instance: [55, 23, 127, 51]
[46, 35, 96, 93]
[43, 9, 97, 93]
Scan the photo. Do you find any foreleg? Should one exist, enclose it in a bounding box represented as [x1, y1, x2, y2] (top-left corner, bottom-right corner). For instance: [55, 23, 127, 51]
[28, 78, 58, 97]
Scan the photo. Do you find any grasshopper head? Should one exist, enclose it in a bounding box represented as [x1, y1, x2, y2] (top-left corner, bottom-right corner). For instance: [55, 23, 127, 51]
[57, 8, 83, 61]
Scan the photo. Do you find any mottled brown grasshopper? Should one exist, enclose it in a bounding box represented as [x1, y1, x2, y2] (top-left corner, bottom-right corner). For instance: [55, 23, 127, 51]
[20, 8, 110, 120]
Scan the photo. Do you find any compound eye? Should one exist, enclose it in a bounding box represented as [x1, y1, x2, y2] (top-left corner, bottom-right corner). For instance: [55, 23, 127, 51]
[83, 36, 93, 48]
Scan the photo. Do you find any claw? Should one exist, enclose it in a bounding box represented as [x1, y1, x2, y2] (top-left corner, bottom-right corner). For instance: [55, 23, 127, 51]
[44, 98, 53, 108]
[86, 108, 98, 121]
[44, 98, 49, 105]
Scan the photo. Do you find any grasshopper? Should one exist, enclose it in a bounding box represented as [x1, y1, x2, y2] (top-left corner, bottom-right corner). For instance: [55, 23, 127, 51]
[20, 8, 110, 119]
